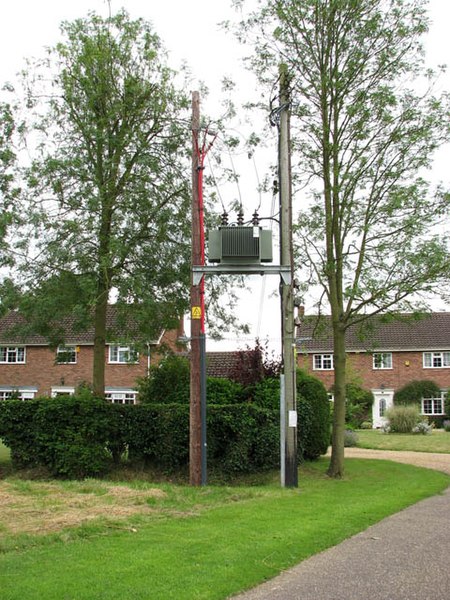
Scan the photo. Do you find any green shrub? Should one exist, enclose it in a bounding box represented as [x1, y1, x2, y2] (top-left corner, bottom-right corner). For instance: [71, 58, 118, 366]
[385, 405, 421, 433]
[206, 377, 245, 405]
[33, 395, 114, 478]
[345, 383, 374, 428]
[0, 399, 39, 468]
[360, 420, 373, 429]
[207, 404, 279, 474]
[394, 380, 441, 406]
[137, 356, 246, 406]
[126, 403, 189, 470]
[251, 377, 280, 410]
[443, 420, 450, 432]
[126, 403, 278, 476]
[137, 354, 190, 404]
[297, 369, 330, 460]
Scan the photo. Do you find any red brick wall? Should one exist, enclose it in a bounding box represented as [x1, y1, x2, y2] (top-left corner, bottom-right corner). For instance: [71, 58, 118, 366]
[0, 326, 185, 397]
[0, 346, 148, 396]
[297, 350, 450, 391]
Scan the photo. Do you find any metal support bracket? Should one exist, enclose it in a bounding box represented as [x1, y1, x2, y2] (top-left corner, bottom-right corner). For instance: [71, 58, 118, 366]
[192, 264, 292, 286]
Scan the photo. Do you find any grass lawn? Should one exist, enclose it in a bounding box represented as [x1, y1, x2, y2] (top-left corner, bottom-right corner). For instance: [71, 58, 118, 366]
[356, 428, 450, 453]
[0, 459, 448, 600]
[0, 440, 10, 464]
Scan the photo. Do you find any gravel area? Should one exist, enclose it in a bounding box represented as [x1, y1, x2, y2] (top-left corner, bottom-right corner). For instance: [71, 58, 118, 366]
[340, 447, 450, 475]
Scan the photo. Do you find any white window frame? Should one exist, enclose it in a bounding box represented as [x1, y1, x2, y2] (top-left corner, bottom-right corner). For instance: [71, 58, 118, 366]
[56, 345, 77, 364]
[105, 391, 137, 405]
[108, 344, 138, 364]
[373, 352, 392, 370]
[51, 387, 75, 397]
[421, 393, 445, 416]
[0, 388, 36, 401]
[0, 346, 26, 364]
[313, 354, 334, 370]
[423, 352, 450, 368]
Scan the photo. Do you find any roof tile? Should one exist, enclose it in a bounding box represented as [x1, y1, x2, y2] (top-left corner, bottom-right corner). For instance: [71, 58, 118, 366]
[297, 313, 450, 352]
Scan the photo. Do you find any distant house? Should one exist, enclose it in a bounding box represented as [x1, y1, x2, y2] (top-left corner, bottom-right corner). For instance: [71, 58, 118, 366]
[0, 307, 184, 403]
[296, 313, 450, 427]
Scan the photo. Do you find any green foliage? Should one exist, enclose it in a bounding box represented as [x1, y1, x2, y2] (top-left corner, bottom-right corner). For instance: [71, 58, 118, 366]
[0, 400, 39, 468]
[237, 0, 450, 478]
[0, 102, 21, 271]
[206, 377, 245, 405]
[346, 383, 374, 407]
[445, 391, 450, 417]
[33, 396, 115, 478]
[138, 356, 245, 405]
[138, 354, 190, 404]
[394, 380, 441, 406]
[251, 377, 280, 410]
[385, 405, 422, 434]
[207, 405, 279, 475]
[330, 382, 374, 428]
[13, 10, 193, 393]
[0, 396, 116, 477]
[296, 369, 330, 460]
[0, 395, 279, 478]
[126, 403, 190, 471]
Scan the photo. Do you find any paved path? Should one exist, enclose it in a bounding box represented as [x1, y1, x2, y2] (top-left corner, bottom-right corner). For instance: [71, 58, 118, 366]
[230, 449, 450, 600]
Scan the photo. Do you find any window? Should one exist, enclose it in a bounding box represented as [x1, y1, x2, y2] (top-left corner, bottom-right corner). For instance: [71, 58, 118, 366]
[51, 387, 75, 397]
[373, 353, 392, 370]
[108, 345, 138, 364]
[313, 354, 334, 370]
[423, 352, 450, 368]
[421, 395, 445, 416]
[0, 389, 35, 401]
[56, 345, 77, 364]
[105, 391, 137, 405]
[0, 346, 25, 364]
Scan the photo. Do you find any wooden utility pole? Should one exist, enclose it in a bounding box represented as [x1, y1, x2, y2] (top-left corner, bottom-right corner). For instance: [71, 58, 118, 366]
[279, 64, 298, 487]
[190, 91, 202, 486]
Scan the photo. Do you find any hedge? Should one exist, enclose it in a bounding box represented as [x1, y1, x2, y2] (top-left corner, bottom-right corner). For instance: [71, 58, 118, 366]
[0, 396, 279, 478]
[0, 399, 39, 468]
[0, 369, 330, 478]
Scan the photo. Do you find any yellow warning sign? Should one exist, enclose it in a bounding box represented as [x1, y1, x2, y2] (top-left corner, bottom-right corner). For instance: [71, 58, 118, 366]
[192, 306, 202, 319]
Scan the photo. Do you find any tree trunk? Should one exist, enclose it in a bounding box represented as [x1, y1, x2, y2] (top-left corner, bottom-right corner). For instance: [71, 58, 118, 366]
[327, 320, 346, 478]
[92, 281, 108, 397]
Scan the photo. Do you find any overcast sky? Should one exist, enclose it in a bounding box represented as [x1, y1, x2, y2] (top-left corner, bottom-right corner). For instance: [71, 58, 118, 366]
[1, 1, 449, 350]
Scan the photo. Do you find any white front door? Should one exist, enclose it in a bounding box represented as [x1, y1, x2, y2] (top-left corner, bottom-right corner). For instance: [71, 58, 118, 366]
[372, 389, 394, 428]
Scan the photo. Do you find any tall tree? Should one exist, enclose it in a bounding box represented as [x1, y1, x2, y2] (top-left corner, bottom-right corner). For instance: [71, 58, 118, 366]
[15, 11, 191, 395]
[233, 0, 450, 476]
[0, 102, 19, 272]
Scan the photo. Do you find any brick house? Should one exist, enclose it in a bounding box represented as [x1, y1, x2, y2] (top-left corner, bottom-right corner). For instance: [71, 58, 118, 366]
[296, 313, 450, 427]
[0, 307, 184, 403]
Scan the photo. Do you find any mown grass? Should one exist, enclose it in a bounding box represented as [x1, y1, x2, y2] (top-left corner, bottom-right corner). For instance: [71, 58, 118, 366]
[0, 459, 448, 600]
[356, 428, 450, 453]
[0, 440, 10, 464]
